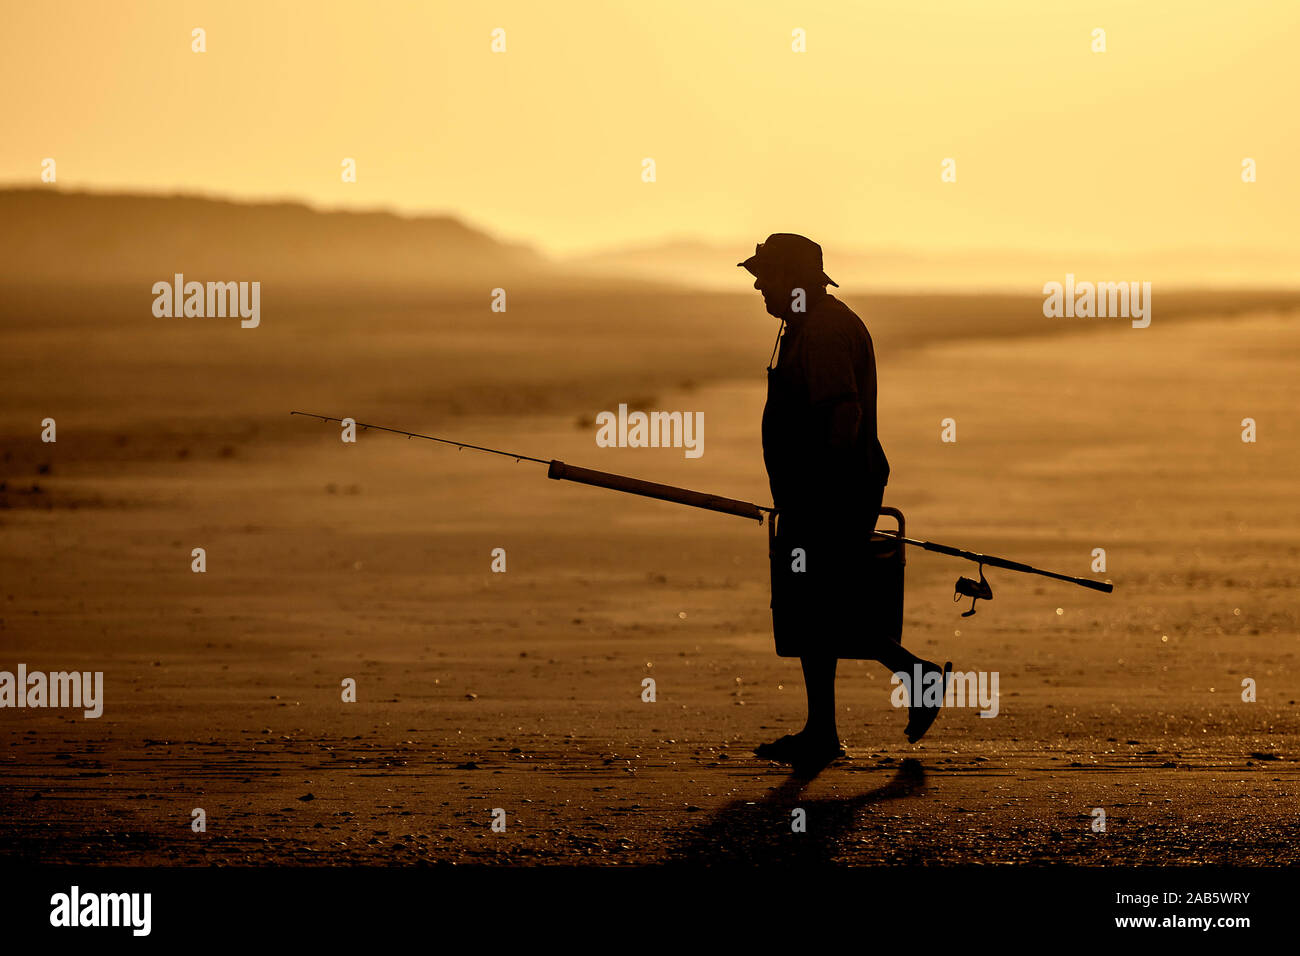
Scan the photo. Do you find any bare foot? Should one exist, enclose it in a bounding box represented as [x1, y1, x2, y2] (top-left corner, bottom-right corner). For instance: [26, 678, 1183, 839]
[904, 660, 953, 743]
[753, 731, 845, 764]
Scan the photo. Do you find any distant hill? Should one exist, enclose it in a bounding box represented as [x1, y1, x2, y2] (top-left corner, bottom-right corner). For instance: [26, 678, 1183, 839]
[0, 188, 552, 289]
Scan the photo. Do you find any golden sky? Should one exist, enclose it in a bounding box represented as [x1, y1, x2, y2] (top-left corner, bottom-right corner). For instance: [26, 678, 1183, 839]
[4, 0, 1297, 266]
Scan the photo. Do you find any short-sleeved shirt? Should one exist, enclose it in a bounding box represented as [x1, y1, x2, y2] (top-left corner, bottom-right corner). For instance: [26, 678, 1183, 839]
[761, 293, 889, 512]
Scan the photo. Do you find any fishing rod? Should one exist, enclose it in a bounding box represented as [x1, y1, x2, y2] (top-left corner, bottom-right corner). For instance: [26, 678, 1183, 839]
[290, 411, 1113, 614]
[289, 411, 768, 522]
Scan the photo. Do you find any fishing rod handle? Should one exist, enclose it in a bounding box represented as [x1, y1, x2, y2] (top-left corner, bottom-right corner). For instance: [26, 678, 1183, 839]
[546, 460, 767, 522]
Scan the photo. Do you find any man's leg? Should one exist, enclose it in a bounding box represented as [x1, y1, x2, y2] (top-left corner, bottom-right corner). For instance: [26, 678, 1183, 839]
[753, 652, 845, 764]
[870, 640, 951, 743]
[872, 639, 927, 676]
[800, 655, 839, 745]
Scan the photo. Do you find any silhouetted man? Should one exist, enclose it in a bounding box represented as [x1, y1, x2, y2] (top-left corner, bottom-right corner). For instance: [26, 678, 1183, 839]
[739, 233, 950, 771]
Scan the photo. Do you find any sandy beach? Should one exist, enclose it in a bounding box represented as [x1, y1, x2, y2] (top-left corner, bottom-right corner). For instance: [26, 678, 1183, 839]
[3, 290, 1296, 865]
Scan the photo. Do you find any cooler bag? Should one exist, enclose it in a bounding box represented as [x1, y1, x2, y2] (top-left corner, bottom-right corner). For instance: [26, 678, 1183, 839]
[769, 506, 906, 658]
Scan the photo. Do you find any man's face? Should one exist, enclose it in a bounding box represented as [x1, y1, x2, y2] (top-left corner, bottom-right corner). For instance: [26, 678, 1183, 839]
[753, 265, 794, 318]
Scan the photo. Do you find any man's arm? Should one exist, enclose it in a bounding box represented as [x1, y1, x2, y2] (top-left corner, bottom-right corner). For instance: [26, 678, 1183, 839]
[805, 315, 863, 459]
[827, 398, 862, 455]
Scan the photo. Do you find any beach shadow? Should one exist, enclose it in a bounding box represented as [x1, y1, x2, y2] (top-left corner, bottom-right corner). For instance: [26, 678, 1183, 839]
[667, 757, 927, 865]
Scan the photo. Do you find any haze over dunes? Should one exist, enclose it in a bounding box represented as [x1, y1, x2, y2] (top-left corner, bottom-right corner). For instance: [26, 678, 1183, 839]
[4, 188, 1298, 454]
[4, 187, 1299, 448]
[7, 188, 1299, 296]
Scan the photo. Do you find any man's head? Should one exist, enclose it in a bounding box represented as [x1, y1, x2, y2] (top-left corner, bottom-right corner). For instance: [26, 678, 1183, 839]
[738, 233, 838, 318]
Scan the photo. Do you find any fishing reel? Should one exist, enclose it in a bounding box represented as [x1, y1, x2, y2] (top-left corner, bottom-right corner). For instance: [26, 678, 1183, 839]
[954, 564, 993, 617]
